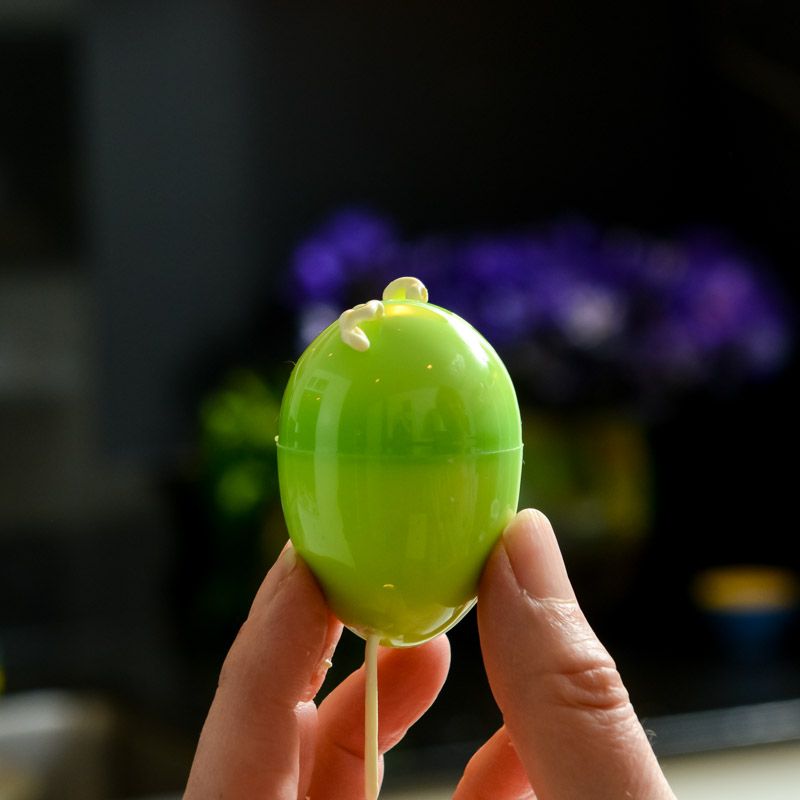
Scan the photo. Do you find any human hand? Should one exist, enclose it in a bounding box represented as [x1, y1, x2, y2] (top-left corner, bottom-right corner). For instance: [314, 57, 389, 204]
[185, 510, 675, 800]
[183, 544, 451, 800]
[454, 509, 676, 799]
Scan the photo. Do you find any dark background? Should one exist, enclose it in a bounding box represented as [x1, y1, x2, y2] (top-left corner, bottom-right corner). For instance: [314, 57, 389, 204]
[1, 1, 798, 795]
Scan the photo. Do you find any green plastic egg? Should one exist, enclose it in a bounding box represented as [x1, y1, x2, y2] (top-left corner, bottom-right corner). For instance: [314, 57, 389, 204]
[277, 278, 522, 646]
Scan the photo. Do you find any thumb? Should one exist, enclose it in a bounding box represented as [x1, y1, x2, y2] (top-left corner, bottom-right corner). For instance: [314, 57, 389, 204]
[478, 509, 674, 800]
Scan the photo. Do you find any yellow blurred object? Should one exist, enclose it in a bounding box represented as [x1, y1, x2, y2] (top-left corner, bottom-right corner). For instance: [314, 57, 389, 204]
[0, 761, 41, 800]
[693, 566, 800, 611]
[516, 410, 652, 615]
[519, 410, 651, 543]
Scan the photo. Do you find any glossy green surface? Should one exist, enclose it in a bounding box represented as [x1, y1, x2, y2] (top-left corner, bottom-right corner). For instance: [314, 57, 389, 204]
[278, 299, 522, 645]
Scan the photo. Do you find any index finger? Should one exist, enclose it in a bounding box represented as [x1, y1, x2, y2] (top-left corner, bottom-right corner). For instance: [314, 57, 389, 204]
[185, 545, 342, 799]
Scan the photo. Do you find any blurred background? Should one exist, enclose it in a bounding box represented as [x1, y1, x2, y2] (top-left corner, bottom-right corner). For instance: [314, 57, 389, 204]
[1, 1, 799, 797]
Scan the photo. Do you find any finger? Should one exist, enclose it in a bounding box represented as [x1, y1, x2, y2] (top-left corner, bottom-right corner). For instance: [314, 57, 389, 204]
[478, 509, 675, 800]
[453, 726, 535, 800]
[296, 700, 320, 800]
[185, 545, 343, 800]
[306, 634, 451, 800]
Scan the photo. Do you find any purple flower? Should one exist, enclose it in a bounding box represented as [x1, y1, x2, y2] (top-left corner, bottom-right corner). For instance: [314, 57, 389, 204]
[291, 208, 398, 303]
[316, 208, 397, 265]
[287, 210, 793, 402]
[294, 242, 345, 302]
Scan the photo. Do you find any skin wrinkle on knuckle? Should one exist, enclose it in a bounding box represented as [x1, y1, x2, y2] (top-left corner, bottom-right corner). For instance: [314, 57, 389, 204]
[522, 592, 584, 626]
[543, 628, 631, 719]
[514, 592, 634, 721]
[323, 730, 370, 766]
[547, 663, 631, 715]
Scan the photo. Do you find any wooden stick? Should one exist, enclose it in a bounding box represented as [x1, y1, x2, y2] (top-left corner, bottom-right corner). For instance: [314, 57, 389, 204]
[364, 633, 380, 800]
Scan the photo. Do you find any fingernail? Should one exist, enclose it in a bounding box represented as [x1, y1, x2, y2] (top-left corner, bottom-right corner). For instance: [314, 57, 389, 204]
[246, 541, 297, 617]
[305, 637, 340, 701]
[268, 541, 296, 585]
[279, 541, 297, 573]
[502, 509, 576, 601]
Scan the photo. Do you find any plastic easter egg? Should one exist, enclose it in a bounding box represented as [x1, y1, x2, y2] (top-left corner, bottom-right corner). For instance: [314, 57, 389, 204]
[277, 277, 522, 646]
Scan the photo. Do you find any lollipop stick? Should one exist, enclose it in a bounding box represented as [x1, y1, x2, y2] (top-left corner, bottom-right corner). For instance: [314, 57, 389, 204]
[364, 633, 380, 800]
